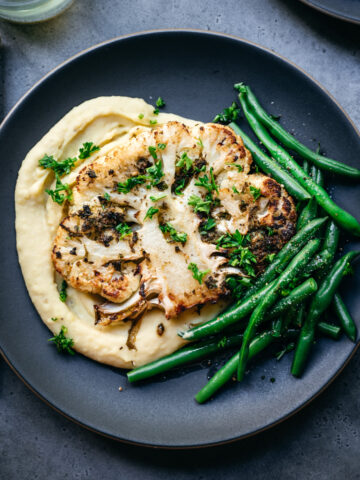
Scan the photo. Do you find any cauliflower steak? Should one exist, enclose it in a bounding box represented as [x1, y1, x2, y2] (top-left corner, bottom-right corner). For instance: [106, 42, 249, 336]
[52, 122, 297, 326]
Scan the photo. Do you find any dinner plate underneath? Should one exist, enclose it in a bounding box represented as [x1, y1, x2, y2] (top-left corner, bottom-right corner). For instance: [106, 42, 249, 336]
[0, 30, 359, 447]
[299, 0, 360, 24]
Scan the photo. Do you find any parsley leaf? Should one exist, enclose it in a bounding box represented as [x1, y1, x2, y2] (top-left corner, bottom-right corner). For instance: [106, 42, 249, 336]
[150, 119, 157, 125]
[201, 217, 216, 231]
[138, 113, 144, 119]
[188, 263, 210, 284]
[160, 222, 187, 243]
[176, 152, 193, 171]
[49, 325, 75, 355]
[197, 138, 204, 148]
[117, 175, 147, 193]
[78, 142, 100, 160]
[146, 161, 164, 186]
[148, 146, 158, 160]
[226, 276, 252, 299]
[59, 280, 67, 302]
[217, 230, 257, 277]
[150, 194, 167, 202]
[116, 222, 132, 239]
[174, 178, 186, 196]
[188, 195, 212, 214]
[156, 97, 165, 108]
[213, 102, 241, 124]
[45, 175, 73, 205]
[232, 185, 239, 194]
[195, 167, 219, 194]
[231, 163, 243, 172]
[39, 154, 76, 176]
[249, 185, 261, 201]
[158, 143, 166, 150]
[153, 108, 159, 115]
[267, 227, 274, 236]
[103, 192, 111, 201]
[144, 206, 159, 220]
[266, 253, 276, 263]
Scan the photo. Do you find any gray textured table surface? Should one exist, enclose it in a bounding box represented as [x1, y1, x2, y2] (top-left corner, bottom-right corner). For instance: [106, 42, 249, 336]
[1, 1, 360, 478]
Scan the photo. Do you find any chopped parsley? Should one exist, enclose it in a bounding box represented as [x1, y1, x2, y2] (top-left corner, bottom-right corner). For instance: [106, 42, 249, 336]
[117, 175, 147, 193]
[78, 142, 100, 160]
[103, 192, 111, 201]
[174, 178, 186, 196]
[231, 163, 243, 172]
[176, 152, 193, 171]
[148, 146, 158, 160]
[49, 325, 75, 355]
[197, 138, 204, 148]
[267, 227, 274, 236]
[195, 167, 219, 194]
[267, 253, 276, 263]
[201, 217, 216, 231]
[188, 263, 210, 284]
[150, 194, 167, 202]
[146, 160, 164, 186]
[138, 113, 144, 119]
[213, 102, 241, 124]
[46, 176, 73, 205]
[153, 108, 159, 115]
[160, 223, 187, 244]
[150, 119, 158, 125]
[156, 97, 165, 108]
[226, 276, 252, 299]
[249, 185, 261, 201]
[275, 342, 295, 361]
[158, 143, 166, 150]
[217, 230, 256, 277]
[39, 154, 76, 176]
[188, 195, 212, 215]
[51, 317, 58, 322]
[232, 186, 239, 194]
[116, 222, 132, 239]
[59, 280, 67, 302]
[144, 206, 159, 220]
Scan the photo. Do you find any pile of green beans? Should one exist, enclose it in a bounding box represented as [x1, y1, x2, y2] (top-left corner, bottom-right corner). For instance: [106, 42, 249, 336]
[126, 83, 359, 404]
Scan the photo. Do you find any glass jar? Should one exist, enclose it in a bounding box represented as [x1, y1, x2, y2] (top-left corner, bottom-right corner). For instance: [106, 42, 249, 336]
[0, 0, 74, 23]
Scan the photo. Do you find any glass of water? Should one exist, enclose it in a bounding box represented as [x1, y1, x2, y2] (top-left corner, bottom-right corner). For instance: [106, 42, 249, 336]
[0, 0, 74, 23]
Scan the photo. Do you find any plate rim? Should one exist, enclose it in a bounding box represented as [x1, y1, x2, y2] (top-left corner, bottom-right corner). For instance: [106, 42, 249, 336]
[1, 28, 359, 449]
[298, 0, 360, 25]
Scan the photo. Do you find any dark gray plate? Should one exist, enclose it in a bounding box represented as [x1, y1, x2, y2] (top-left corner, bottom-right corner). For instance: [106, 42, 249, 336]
[299, 0, 360, 24]
[0, 30, 359, 448]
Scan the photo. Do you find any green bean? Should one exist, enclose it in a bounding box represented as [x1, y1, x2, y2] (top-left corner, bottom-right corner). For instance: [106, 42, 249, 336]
[291, 251, 359, 376]
[333, 293, 357, 342]
[127, 332, 244, 383]
[195, 331, 274, 404]
[238, 238, 321, 381]
[229, 123, 310, 201]
[302, 250, 332, 278]
[180, 279, 276, 341]
[297, 197, 318, 231]
[267, 278, 317, 320]
[237, 91, 360, 237]
[317, 321, 342, 340]
[243, 217, 327, 300]
[237, 84, 360, 179]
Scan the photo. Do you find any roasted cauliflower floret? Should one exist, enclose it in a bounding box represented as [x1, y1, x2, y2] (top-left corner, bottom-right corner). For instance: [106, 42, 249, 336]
[52, 121, 296, 326]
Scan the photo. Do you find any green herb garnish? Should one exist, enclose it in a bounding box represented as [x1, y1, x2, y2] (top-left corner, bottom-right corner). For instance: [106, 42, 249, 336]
[150, 194, 167, 202]
[117, 175, 147, 193]
[213, 102, 241, 124]
[59, 280, 67, 302]
[45, 176, 73, 205]
[174, 179, 186, 196]
[49, 325, 75, 355]
[160, 223, 187, 243]
[156, 97, 165, 108]
[146, 160, 164, 186]
[250, 185, 261, 201]
[188, 263, 210, 284]
[148, 146, 158, 160]
[232, 186, 239, 194]
[188, 195, 212, 214]
[195, 167, 219, 194]
[150, 119, 158, 125]
[138, 113, 144, 119]
[158, 143, 166, 150]
[39, 154, 76, 176]
[79, 142, 100, 160]
[116, 222, 132, 239]
[103, 192, 111, 201]
[217, 230, 256, 276]
[144, 206, 159, 220]
[176, 152, 193, 171]
[201, 217, 216, 231]
[266, 253, 276, 263]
